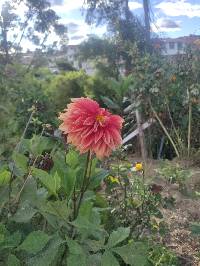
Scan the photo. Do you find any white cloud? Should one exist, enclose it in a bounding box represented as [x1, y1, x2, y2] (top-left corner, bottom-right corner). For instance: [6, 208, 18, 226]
[52, 0, 84, 14]
[151, 18, 181, 33]
[156, 0, 200, 18]
[128, 1, 143, 10]
[52, 0, 143, 14]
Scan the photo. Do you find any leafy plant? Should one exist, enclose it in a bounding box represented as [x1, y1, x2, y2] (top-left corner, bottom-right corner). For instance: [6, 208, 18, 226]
[155, 161, 193, 193]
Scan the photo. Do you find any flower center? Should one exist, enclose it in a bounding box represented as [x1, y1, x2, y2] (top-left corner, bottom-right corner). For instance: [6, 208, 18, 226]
[96, 114, 105, 123]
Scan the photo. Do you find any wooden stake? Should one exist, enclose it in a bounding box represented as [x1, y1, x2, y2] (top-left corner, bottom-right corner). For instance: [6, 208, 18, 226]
[135, 110, 147, 165]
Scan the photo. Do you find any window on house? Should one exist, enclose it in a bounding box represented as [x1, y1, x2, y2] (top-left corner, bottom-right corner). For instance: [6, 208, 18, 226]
[169, 42, 175, 49]
[178, 42, 183, 49]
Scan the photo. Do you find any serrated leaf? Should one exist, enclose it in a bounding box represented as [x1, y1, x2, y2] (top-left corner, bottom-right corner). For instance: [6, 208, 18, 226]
[61, 168, 77, 200]
[18, 231, 51, 254]
[67, 238, 85, 255]
[11, 201, 37, 223]
[66, 239, 87, 266]
[65, 150, 79, 168]
[89, 169, 108, 189]
[29, 135, 54, 156]
[112, 241, 149, 266]
[106, 227, 130, 248]
[26, 234, 65, 266]
[41, 200, 69, 220]
[7, 254, 21, 266]
[12, 152, 28, 177]
[32, 168, 60, 196]
[72, 201, 103, 239]
[20, 178, 47, 208]
[67, 254, 87, 266]
[101, 251, 120, 266]
[86, 239, 104, 252]
[74, 201, 101, 228]
[51, 151, 68, 179]
[0, 170, 11, 186]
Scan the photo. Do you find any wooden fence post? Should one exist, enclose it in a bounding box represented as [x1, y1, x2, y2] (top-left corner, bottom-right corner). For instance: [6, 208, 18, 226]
[135, 110, 147, 165]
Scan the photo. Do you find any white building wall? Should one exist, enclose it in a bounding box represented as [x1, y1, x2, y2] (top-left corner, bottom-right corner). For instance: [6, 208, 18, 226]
[162, 42, 186, 56]
[65, 46, 96, 75]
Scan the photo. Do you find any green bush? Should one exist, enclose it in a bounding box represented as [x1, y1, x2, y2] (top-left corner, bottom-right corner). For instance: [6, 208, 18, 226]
[47, 70, 88, 112]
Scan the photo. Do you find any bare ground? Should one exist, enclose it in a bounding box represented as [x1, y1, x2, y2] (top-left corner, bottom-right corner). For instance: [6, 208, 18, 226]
[140, 158, 200, 266]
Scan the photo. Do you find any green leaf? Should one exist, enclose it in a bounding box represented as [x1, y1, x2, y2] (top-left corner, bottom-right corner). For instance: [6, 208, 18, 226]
[29, 135, 54, 156]
[190, 223, 200, 235]
[106, 227, 130, 248]
[0, 170, 11, 186]
[26, 234, 65, 266]
[88, 254, 102, 266]
[61, 168, 77, 200]
[18, 231, 51, 254]
[112, 241, 149, 266]
[51, 151, 68, 180]
[67, 254, 87, 266]
[0, 231, 21, 250]
[101, 96, 120, 111]
[66, 239, 87, 266]
[41, 200, 69, 221]
[7, 254, 21, 266]
[65, 150, 79, 168]
[89, 170, 108, 189]
[101, 251, 120, 266]
[72, 201, 103, 239]
[67, 238, 85, 255]
[20, 178, 47, 208]
[11, 201, 37, 223]
[86, 239, 104, 253]
[32, 168, 60, 196]
[12, 152, 28, 177]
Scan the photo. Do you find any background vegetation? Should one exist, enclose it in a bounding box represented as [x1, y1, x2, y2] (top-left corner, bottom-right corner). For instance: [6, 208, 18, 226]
[0, 0, 200, 265]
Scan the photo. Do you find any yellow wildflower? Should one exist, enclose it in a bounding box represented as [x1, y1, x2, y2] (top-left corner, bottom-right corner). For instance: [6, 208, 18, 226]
[135, 162, 143, 171]
[108, 175, 120, 184]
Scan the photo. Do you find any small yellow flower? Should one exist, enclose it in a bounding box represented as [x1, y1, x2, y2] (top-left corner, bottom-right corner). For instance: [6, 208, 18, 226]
[108, 175, 120, 184]
[135, 162, 143, 171]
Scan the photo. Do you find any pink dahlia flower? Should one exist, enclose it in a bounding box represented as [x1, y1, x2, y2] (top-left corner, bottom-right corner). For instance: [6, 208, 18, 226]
[59, 98, 124, 159]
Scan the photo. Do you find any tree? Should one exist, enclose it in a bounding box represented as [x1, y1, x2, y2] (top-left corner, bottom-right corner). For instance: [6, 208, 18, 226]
[83, 0, 151, 75]
[0, 1, 19, 64]
[85, 0, 130, 25]
[79, 37, 121, 79]
[0, 0, 67, 65]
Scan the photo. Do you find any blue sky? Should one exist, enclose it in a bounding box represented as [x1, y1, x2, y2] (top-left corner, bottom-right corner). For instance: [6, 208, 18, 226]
[49, 0, 200, 44]
[1, 0, 200, 47]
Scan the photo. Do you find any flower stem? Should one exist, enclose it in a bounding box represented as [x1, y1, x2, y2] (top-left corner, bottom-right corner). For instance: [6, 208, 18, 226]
[75, 151, 91, 218]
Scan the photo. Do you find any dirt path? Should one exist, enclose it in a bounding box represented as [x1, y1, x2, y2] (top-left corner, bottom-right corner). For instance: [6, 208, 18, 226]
[161, 188, 200, 266]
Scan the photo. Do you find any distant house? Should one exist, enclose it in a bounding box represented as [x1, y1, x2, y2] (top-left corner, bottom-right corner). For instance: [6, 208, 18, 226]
[65, 45, 95, 75]
[155, 35, 200, 56]
[19, 45, 96, 75]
